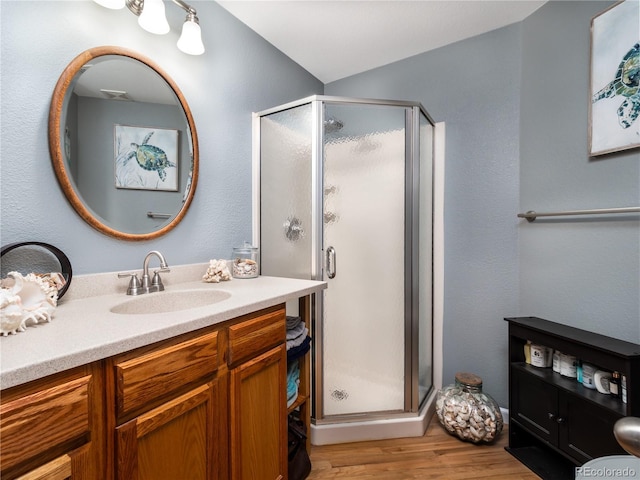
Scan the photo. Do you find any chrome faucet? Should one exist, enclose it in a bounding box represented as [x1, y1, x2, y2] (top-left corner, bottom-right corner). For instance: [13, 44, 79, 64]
[142, 250, 170, 294]
[118, 250, 170, 295]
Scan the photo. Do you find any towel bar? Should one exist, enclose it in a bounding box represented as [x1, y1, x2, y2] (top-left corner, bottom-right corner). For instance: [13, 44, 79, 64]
[517, 207, 640, 222]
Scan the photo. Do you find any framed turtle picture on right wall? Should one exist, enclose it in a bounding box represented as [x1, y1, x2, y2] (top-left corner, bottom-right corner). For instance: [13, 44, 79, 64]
[589, 0, 640, 156]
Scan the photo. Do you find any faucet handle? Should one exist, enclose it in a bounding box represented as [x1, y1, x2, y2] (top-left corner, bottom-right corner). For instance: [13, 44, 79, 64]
[118, 272, 143, 296]
[151, 268, 170, 291]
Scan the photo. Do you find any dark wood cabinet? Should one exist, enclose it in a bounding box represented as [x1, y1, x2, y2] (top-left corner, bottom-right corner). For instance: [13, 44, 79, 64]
[506, 317, 640, 480]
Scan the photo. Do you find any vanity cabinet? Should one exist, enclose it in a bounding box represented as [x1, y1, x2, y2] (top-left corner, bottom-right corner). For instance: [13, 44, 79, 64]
[506, 317, 640, 479]
[108, 330, 221, 480]
[106, 303, 288, 480]
[228, 306, 288, 480]
[0, 363, 105, 480]
[1, 300, 298, 480]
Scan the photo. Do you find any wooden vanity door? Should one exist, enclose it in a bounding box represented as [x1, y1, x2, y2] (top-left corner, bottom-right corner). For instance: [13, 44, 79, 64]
[115, 381, 218, 480]
[229, 344, 287, 480]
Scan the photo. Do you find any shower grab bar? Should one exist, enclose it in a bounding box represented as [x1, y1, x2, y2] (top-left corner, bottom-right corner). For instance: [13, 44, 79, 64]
[147, 211, 172, 219]
[326, 246, 336, 279]
[517, 206, 640, 222]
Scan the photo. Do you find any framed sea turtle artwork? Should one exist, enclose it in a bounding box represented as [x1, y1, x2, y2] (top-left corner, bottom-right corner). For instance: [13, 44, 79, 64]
[589, 0, 640, 156]
[114, 125, 179, 191]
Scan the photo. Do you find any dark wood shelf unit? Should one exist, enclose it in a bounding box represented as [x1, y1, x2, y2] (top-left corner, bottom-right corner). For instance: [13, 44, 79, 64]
[505, 316, 640, 480]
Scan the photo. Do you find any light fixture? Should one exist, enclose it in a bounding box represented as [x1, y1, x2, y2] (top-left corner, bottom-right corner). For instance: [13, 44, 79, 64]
[94, 0, 125, 9]
[94, 0, 205, 55]
[177, 12, 205, 55]
[135, 0, 170, 35]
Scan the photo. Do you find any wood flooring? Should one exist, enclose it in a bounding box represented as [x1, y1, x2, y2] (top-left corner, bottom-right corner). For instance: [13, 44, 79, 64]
[308, 416, 541, 479]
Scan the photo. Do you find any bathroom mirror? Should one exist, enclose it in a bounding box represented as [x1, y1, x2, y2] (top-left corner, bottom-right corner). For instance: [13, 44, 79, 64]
[48, 46, 199, 241]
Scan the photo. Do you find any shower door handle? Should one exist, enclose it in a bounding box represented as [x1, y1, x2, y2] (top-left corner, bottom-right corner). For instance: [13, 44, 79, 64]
[326, 246, 336, 279]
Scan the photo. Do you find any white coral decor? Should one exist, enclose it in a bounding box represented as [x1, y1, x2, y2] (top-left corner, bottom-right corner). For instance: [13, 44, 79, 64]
[1, 271, 58, 336]
[202, 259, 232, 283]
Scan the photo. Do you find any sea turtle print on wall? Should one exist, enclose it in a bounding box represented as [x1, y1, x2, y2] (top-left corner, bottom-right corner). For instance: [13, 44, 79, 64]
[115, 125, 178, 191]
[592, 43, 640, 129]
[125, 131, 176, 181]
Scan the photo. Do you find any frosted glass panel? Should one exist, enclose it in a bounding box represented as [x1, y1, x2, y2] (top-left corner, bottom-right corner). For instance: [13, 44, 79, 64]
[322, 103, 407, 416]
[260, 105, 313, 280]
[418, 112, 433, 405]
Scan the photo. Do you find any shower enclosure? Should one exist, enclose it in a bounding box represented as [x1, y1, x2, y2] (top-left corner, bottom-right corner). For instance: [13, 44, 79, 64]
[253, 96, 435, 443]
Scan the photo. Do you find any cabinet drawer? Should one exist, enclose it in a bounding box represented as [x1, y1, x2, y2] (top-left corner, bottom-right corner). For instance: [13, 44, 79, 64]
[228, 307, 285, 366]
[115, 330, 219, 417]
[0, 375, 91, 472]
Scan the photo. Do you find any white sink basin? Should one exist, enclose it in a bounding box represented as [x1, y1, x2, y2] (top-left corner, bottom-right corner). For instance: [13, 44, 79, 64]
[110, 289, 232, 315]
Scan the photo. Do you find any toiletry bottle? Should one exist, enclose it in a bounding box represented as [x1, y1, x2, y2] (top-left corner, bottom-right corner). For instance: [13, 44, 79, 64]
[552, 351, 561, 373]
[610, 372, 620, 398]
[581, 363, 596, 389]
[576, 360, 583, 384]
[622, 375, 627, 404]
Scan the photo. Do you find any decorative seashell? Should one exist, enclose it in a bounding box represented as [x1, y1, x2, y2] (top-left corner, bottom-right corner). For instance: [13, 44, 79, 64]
[34, 272, 66, 298]
[16, 274, 49, 311]
[202, 259, 232, 283]
[0, 289, 24, 336]
[1, 271, 58, 336]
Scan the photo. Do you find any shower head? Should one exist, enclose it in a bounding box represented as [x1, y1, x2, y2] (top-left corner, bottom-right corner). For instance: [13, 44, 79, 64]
[324, 116, 344, 134]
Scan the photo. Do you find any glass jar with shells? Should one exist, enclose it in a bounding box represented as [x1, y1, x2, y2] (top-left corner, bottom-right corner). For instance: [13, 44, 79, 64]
[435, 372, 503, 443]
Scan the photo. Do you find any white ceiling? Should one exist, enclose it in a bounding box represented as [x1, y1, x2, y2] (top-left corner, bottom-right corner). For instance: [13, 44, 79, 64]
[217, 0, 548, 83]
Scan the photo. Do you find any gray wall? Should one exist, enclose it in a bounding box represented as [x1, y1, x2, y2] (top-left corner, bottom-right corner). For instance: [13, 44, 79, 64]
[327, 0, 639, 407]
[0, 0, 323, 274]
[519, 2, 639, 342]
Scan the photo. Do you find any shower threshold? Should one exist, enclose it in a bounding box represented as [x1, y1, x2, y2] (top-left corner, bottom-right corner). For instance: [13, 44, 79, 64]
[310, 389, 437, 445]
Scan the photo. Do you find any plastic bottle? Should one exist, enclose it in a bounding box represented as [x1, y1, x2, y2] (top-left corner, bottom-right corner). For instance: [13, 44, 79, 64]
[610, 372, 620, 398]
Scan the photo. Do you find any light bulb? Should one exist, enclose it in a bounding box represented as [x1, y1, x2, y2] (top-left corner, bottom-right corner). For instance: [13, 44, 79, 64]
[138, 0, 170, 35]
[177, 18, 205, 55]
[94, 0, 125, 9]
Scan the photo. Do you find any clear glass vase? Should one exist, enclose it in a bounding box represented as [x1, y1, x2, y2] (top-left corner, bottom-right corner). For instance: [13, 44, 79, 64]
[435, 372, 503, 443]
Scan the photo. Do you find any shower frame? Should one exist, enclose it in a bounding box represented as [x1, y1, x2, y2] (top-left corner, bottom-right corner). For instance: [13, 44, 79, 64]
[252, 95, 437, 428]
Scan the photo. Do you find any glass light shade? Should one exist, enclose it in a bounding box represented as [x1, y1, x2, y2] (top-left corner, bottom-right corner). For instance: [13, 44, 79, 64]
[177, 20, 205, 55]
[138, 0, 170, 35]
[94, 0, 125, 9]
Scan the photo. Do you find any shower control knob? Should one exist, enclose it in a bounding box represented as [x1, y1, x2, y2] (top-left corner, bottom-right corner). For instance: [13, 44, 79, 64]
[284, 217, 304, 241]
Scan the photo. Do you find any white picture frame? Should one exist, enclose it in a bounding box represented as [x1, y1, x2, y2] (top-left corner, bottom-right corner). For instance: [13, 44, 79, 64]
[589, 0, 640, 156]
[114, 125, 179, 191]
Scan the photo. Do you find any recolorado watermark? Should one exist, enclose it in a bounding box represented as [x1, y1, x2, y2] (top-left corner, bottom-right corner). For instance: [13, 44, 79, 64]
[576, 456, 640, 479]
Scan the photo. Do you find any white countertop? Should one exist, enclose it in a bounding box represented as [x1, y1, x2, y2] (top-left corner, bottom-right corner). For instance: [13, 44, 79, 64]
[1, 265, 326, 390]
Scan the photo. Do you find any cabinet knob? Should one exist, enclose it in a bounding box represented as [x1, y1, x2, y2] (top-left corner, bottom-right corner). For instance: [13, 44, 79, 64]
[548, 413, 565, 423]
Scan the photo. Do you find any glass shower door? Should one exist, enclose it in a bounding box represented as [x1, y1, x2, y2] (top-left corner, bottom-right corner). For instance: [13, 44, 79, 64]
[321, 103, 408, 417]
[259, 104, 313, 281]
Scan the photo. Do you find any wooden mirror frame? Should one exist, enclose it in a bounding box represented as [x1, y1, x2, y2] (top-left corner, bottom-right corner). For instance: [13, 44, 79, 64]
[48, 46, 199, 241]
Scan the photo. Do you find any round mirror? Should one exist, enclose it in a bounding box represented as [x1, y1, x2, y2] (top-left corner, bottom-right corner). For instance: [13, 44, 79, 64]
[48, 46, 199, 241]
